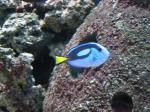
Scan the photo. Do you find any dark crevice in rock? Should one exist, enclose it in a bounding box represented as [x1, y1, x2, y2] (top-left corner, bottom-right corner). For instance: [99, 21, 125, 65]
[110, 92, 133, 112]
[0, 8, 15, 26]
[51, 29, 75, 43]
[31, 46, 55, 86]
[32, 56, 54, 88]
[28, 2, 49, 19]
[24, 44, 55, 88]
[0, 106, 9, 112]
[42, 26, 75, 43]
[41, 26, 75, 43]
[16, 2, 49, 19]
[79, 33, 98, 44]
[13, 49, 20, 57]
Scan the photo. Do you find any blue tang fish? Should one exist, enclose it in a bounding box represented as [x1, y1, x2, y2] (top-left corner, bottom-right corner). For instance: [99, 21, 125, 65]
[56, 42, 110, 68]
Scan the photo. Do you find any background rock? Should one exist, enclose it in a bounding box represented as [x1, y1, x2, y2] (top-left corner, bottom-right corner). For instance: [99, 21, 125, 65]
[0, 13, 54, 52]
[43, 0, 95, 33]
[0, 0, 18, 25]
[0, 47, 44, 112]
[0, 13, 55, 86]
[0, 0, 101, 111]
[43, 0, 150, 111]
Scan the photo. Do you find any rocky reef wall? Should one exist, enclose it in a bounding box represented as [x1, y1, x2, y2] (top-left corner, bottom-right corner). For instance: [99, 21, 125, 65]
[0, 0, 98, 111]
[43, 0, 150, 111]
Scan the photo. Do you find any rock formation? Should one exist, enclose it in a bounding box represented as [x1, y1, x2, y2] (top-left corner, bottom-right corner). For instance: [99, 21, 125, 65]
[0, 0, 98, 111]
[0, 47, 44, 112]
[43, 0, 150, 111]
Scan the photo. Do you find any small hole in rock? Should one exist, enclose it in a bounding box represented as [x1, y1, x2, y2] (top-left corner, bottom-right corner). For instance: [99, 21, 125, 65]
[110, 91, 133, 112]
[79, 33, 97, 44]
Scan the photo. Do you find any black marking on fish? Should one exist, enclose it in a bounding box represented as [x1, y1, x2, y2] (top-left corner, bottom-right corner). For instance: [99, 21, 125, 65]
[67, 44, 102, 61]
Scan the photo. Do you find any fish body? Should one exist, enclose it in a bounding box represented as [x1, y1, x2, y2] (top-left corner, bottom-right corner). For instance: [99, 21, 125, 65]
[56, 42, 110, 68]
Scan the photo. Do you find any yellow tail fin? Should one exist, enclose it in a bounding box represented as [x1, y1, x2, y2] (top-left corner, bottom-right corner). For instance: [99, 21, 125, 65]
[55, 56, 68, 64]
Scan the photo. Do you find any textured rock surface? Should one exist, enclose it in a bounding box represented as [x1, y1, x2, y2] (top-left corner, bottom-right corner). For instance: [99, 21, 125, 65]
[0, 0, 18, 9]
[0, 47, 44, 112]
[43, 0, 150, 111]
[0, 0, 18, 25]
[0, 13, 54, 52]
[43, 0, 95, 32]
[0, 0, 101, 111]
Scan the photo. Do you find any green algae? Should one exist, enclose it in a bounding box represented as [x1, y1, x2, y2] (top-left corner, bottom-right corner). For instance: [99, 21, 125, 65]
[115, 20, 126, 30]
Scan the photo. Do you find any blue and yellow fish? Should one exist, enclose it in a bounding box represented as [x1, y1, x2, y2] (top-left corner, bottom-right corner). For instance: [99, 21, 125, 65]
[56, 42, 110, 68]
